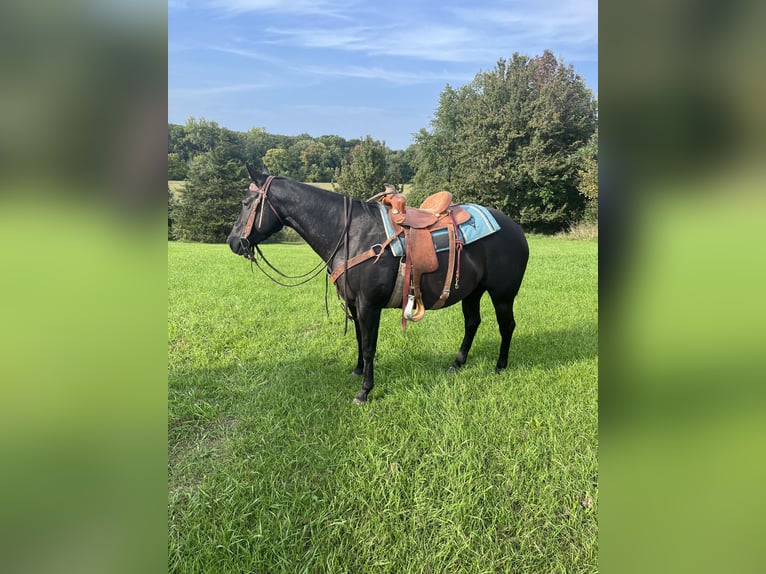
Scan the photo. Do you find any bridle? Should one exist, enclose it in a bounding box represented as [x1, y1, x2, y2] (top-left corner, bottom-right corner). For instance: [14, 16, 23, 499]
[236, 177, 382, 333]
[237, 176, 354, 291]
[242, 175, 282, 238]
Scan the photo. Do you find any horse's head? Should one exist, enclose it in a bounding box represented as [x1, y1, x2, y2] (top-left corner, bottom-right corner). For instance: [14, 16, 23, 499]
[227, 163, 284, 257]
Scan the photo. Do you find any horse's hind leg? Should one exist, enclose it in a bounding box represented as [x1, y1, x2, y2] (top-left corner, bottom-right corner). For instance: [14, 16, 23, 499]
[490, 293, 517, 373]
[450, 290, 484, 371]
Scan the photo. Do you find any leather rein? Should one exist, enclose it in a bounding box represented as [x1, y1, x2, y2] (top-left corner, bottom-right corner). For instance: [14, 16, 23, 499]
[238, 177, 353, 292]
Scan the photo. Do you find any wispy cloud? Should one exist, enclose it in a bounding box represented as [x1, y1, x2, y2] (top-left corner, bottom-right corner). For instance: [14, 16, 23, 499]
[190, 1, 595, 64]
[302, 64, 472, 85]
[288, 104, 385, 116]
[449, 2, 597, 51]
[206, 46, 284, 65]
[260, 18, 592, 64]
[169, 83, 268, 97]
[260, 24, 492, 63]
[206, 0, 354, 18]
[264, 26, 374, 50]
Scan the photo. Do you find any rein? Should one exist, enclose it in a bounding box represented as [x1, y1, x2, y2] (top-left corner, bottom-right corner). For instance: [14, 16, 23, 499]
[239, 179, 356, 330]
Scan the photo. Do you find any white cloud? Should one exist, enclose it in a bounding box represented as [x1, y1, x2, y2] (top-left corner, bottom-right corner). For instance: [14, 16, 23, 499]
[206, 46, 284, 65]
[288, 104, 384, 116]
[205, 0, 354, 18]
[449, 1, 597, 49]
[169, 83, 268, 97]
[301, 64, 472, 85]
[187, 0, 596, 65]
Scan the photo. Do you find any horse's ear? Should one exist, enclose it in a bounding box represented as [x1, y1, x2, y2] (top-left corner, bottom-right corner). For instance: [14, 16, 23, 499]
[245, 162, 259, 181]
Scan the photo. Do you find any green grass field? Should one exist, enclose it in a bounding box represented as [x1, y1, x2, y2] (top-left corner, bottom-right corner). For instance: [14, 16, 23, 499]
[168, 235, 597, 573]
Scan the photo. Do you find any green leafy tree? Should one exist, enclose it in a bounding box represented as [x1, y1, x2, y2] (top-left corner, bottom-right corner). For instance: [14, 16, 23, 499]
[262, 147, 290, 175]
[167, 186, 174, 239]
[334, 135, 389, 199]
[287, 137, 313, 180]
[168, 152, 187, 180]
[181, 117, 222, 155]
[300, 141, 331, 182]
[385, 147, 416, 188]
[168, 124, 188, 160]
[416, 51, 596, 232]
[218, 128, 246, 162]
[171, 150, 247, 243]
[576, 127, 598, 222]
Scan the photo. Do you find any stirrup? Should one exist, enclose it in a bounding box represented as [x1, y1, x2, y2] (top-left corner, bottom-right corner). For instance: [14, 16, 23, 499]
[403, 294, 425, 322]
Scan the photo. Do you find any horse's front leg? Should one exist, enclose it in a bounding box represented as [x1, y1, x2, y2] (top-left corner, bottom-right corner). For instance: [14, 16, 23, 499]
[353, 305, 382, 404]
[349, 304, 364, 376]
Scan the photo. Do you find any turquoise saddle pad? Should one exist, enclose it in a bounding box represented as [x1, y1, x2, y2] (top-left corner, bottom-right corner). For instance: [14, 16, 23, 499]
[378, 203, 501, 257]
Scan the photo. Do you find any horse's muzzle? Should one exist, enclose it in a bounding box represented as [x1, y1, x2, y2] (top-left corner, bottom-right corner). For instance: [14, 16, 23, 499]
[227, 235, 246, 255]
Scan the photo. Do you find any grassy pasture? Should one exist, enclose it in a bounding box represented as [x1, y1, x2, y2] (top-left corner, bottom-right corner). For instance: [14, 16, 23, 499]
[168, 236, 597, 573]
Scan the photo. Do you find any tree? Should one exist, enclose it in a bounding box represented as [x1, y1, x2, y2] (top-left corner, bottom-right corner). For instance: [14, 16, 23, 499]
[415, 51, 597, 232]
[181, 117, 222, 156]
[385, 147, 416, 188]
[576, 127, 598, 221]
[168, 152, 187, 180]
[167, 186, 174, 239]
[168, 124, 187, 160]
[287, 138, 313, 180]
[262, 147, 290, 175]
[171, 149, 247, 243]
[300, 141, 331, 182]
[333, 136, 389, 199]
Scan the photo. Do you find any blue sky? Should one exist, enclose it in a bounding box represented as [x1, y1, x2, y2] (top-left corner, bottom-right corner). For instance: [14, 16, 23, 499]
[169, 0, 597, 151]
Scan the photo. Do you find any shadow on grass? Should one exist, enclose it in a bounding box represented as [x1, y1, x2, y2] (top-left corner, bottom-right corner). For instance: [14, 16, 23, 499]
[169, 322, 596, 408]
[371, 322, 597, 377]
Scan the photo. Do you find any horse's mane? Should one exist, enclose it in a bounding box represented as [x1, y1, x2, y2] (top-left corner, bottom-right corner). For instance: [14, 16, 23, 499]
[295, 180, 382, 217]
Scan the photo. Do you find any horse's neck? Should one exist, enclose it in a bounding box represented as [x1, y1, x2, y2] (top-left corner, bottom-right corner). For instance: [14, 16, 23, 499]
[272, 182, 358, 262]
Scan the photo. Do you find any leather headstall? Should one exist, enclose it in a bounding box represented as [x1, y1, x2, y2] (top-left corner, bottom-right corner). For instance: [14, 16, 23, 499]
[242, 176, 281, 238]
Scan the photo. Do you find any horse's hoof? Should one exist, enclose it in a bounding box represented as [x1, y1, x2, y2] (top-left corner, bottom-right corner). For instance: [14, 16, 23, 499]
[447, 364, 459, 373]
[352, 393, 367, 405]
[494, 366, 506, 374]
[351, 367, 363, 377]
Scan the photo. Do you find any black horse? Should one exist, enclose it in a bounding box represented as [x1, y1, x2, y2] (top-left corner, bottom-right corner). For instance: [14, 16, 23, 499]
[227, 166, 529, 403]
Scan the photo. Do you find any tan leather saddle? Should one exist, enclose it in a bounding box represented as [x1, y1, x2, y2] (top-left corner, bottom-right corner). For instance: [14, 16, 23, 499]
[381, 186, 470, 328]
[329, 185, 470, 329]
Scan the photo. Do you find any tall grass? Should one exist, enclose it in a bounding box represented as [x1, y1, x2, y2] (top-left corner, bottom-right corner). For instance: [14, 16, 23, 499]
[556, 221, 599, 240]
[168, 236, 597, 573]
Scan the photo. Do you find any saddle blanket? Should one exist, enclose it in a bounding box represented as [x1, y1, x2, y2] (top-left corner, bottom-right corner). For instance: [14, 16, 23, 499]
[378, 203, 501, 258]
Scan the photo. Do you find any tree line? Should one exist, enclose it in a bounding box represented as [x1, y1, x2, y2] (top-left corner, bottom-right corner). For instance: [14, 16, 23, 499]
[170, 50, 597, 241]
[169, 123, 416, 186]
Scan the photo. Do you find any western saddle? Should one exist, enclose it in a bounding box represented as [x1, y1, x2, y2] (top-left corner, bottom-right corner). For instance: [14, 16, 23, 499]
[330, 184, 469, 329]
